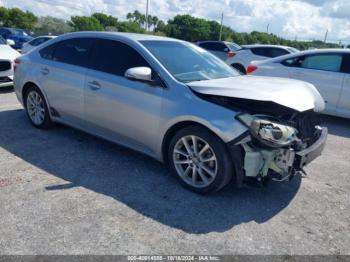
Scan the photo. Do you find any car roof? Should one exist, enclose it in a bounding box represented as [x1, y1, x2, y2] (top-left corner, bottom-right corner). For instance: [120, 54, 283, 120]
[294, 48, 350, 55]
[197, 41, 226, 44]
[60, 31, 182, 43]
[253, 48, 350, 65]
[242, 44, 293, 49]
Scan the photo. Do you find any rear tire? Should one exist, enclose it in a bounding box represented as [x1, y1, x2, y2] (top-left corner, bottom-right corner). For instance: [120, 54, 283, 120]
[24, 85, 52, 129]
[168, 126, 233, 194]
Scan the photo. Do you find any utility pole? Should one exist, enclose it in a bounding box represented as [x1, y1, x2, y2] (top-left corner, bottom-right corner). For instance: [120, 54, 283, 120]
[324, 29, 328, 43]
[145, 0, 149, 31]
[266, 23, 270, 34]
[219, 12, 224, 41]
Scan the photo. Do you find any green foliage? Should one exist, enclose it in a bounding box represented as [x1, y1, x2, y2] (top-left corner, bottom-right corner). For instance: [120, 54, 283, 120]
[0, 6, 344, 50]
[166, 15, 212, 42]
[0, 7, 37, 30]
[34, 16, 72, 35]
[92, 13, 118, 29]
[116, 21, 145, 33]
[69, 16, 103, 31]
[126, 10, 145, 26]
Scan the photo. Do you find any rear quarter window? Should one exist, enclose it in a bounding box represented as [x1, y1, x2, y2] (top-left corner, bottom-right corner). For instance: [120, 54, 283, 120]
[52, 38, 93, 67]
[39, 43, 58, 60]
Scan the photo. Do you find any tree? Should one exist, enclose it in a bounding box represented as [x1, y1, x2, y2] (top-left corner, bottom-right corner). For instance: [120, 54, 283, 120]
[167, 15, 211, 42]
[116, 21, 145, 33]
[34, 16, 72, 35]
[126, 10, 146, 27]
[92, 13, 118, 29]
[0, 7, 38, 30]
[0, 7, 8, 26]
[69, 16, 103, 31]
[155, 20, 167, 33]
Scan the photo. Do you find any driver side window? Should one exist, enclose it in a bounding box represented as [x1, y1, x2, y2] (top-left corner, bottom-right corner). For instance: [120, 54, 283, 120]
[90, 39, 150, 77]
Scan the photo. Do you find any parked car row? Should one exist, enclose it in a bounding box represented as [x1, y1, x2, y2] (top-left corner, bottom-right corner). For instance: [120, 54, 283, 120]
[12, 32, 328, 193]
[197, 41, 299, 74]
[0, 27, 57, 88]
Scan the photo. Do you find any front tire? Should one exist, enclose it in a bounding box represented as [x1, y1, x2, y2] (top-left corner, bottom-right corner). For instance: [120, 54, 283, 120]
[168, 126, 233, 194]
[24, 86, 52, 129]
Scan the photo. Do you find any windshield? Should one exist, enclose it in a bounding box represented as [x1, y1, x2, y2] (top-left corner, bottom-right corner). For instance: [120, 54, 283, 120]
[226, 42, 241, 51]
[0, 36, 6, 45]
[9, 29, 28, 36]
[141, 40, 240, 83]
[287, 47, 299, 53]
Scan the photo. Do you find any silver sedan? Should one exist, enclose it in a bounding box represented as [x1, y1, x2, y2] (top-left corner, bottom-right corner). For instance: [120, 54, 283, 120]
[14, 32, 327, 193]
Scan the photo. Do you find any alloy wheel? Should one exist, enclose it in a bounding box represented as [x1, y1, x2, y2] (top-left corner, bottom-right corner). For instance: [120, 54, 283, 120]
[26, 90, 46, 126]
[173, 135, 218, 188]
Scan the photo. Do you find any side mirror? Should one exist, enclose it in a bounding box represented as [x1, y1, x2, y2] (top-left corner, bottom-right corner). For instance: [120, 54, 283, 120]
[125, 67, 152, 82]
[6, 39, 15, 46]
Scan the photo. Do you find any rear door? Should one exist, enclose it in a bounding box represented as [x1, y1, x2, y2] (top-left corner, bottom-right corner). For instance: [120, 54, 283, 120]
[285, 53, 345, 114]
[37, 38, 93, 126]
[84, 38, 163, 154]
[336, 54, 350, 117]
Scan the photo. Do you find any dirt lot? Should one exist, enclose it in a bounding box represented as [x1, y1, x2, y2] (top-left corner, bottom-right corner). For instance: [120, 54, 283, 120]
[0, 87, 349, 255]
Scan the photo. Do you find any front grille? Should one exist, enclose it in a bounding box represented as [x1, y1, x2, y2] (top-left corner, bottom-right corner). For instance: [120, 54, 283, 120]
[0, 61, 11, 71]
[0, 76, 12, 83]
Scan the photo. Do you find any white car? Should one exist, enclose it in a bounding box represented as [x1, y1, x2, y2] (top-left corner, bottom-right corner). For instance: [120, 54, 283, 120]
[226, 44, 299, 74]
[0, 36, 20, 87]
[197, 41, 242, 61]
[21, 36, 56, 54]
[247, 49, 350, 119]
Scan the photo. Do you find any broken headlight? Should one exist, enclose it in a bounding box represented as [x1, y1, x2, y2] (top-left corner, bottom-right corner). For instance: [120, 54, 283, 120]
[237, 113, 298, 148]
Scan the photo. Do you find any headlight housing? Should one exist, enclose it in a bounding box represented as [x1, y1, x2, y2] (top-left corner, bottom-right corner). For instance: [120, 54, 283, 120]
[237, 113, 298, 148]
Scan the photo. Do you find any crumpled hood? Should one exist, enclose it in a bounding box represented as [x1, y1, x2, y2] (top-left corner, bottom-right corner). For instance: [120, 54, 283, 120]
[187, 75, 325, 112]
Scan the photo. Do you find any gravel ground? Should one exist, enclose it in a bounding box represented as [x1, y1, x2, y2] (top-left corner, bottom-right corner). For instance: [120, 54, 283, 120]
[0, 87, 349, 255]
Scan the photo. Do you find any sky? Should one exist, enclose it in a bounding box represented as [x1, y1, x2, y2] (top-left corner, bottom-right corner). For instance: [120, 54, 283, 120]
[1, 0, 350, 44]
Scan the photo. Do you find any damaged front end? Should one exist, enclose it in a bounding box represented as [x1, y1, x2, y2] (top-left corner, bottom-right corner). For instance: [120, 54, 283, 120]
[196, 93, 328, 185]
[235, 113, 327, 183]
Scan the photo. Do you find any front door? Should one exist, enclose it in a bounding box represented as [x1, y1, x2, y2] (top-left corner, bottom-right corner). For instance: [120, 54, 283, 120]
[84, 39, 163, 154]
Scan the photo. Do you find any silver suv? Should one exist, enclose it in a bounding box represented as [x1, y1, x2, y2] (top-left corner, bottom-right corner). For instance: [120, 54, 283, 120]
[14, 32, 327, 193]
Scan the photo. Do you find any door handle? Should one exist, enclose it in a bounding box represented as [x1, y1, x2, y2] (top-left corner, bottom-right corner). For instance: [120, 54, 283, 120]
[40, 68, 49, 75]
[88, 80, 101, 90]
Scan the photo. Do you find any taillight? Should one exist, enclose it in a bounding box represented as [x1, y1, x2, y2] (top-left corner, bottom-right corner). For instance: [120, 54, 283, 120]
[247, 65, 257, 74]
[228, 51, 236, 57]
[13, 58, 21, 71]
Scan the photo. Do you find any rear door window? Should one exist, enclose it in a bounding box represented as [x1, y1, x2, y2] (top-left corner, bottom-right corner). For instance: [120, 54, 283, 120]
[251, 47, 289, 58]
[268, 48, 289, 58]
[90, 39, 150, 76]
[301, 54, 343, 72]
[199, 42, 227, 51]
[250, 47, 270, 57]
[39, 43, 59, 60]
[52, 38, 94, 67]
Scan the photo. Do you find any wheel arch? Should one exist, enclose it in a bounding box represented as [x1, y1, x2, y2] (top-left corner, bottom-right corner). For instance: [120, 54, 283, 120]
[161, 120, 246, 188]
[21, 81, 53, 118]
[22, 81, 41, 102]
